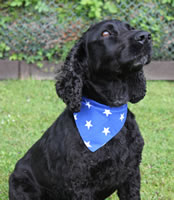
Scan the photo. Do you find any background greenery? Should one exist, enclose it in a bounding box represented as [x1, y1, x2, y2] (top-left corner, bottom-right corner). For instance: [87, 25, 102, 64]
[0, 0, 174, 67]
[0, 80, 174, 199]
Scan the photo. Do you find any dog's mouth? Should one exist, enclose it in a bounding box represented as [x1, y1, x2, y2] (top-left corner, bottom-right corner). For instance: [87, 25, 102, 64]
[133, 41, 152, 66]
[133, 54, 150, 67]
[119, 53, 151, 74]
[130, 47, 152, 72]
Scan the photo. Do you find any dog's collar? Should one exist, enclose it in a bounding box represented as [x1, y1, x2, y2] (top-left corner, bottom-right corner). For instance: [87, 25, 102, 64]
[74, 97, 128, 152]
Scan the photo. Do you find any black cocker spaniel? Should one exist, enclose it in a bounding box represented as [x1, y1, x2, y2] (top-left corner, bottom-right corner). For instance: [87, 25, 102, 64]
[9, 19, 152, 200]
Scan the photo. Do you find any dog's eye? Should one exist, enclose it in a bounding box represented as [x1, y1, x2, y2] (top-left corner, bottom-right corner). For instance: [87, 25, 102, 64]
[125, 23, 135, 31]
[101, 31, 111, 37]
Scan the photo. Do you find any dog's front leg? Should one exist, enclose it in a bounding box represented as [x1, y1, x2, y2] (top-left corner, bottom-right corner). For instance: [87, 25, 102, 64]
[9, 171, 43, 200]
[117, 167, 141, 200]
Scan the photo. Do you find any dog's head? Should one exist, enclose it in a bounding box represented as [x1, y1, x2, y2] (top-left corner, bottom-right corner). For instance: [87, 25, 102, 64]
[56, 20, 152, 112]
[86, 20, 152, 76]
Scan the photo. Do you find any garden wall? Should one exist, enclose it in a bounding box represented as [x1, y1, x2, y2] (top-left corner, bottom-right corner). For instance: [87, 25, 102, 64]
[0, 60, 174, 81]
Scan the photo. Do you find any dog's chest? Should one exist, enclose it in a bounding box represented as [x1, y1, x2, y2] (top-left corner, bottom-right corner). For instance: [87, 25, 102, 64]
[66, 128, 142, 191]
[86, 140, 130, 185]
[55, 110, 144, 197]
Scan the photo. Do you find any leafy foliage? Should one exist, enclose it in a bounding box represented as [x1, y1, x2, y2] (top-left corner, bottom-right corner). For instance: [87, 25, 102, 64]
[0, 43, 10, 58]
[0, 0, 173, 66]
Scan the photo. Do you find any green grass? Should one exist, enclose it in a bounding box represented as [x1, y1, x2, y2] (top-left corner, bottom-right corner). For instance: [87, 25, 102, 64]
[0, 80, 174, 200]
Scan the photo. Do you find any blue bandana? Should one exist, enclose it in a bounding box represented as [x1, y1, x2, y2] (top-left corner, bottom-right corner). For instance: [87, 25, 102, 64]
[74, 97, 128, 152]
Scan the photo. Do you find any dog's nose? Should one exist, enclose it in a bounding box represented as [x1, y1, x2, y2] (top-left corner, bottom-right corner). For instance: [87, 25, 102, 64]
[134, 31, 151, 45]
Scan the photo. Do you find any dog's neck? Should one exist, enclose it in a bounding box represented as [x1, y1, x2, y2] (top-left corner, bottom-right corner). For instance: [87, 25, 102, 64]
[83, 76, 129, 107]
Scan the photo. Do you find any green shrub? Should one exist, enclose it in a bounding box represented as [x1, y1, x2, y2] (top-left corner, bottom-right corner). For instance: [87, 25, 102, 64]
[0, 0, 173, 66]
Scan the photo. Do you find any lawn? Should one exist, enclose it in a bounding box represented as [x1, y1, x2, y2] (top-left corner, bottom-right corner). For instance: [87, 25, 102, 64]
[0, 80, 174, 200]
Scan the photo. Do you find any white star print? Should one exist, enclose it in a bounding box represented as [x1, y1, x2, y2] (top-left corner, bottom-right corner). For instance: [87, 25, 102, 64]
[85, 120, 93, 130]
[103, 109, 112, 117]
[120, 113, 124, 121]
[85, 101, 92, 109]
[84, 141, 92, 148]
[102, 127, 110, 136]
[74, 114, 77, 121]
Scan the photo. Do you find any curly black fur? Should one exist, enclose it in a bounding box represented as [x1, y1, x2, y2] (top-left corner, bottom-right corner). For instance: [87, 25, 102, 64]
[9, 19, 152, 200]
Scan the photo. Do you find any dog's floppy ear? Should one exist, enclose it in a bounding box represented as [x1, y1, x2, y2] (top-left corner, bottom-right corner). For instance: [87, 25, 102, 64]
[55, 37, 87, 113]
[128, 69, 146, 103]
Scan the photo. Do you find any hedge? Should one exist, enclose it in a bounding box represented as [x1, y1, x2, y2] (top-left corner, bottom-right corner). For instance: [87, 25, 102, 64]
[0, 0, 174, 67]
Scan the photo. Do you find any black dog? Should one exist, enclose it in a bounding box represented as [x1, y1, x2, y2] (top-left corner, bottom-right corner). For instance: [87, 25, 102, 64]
[9, 19, 152, 200]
